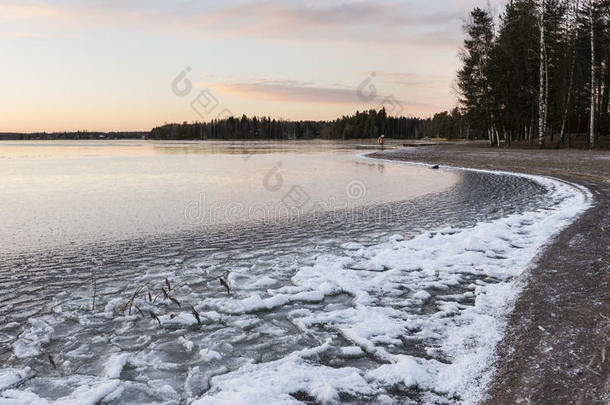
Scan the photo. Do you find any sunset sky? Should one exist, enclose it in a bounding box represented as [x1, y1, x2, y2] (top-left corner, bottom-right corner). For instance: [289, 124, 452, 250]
[0, 0, 505, 132]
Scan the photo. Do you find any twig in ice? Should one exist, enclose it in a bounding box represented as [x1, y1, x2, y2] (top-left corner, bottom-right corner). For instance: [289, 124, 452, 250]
[219, 277, 230, 295]
[191, 305, 202, 326]
[47, 353, 56, 369]
[91, 269, 97, 311]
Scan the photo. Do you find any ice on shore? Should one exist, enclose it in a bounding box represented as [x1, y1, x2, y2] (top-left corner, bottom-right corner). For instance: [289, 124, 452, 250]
[0, 368, 30, 391]
[12, 319, 54, 359]
[1, 376, 121, 405]
[104, 353, 129, 379]
[192, 342, 372, 405]
[340, 346, 365, 358]
[1, 167, 591, 404]
[199, 349, 222, 363]
[190, 171, 591, 403]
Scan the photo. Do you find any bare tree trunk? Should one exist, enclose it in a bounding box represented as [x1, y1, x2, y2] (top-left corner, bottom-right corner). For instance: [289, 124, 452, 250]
[545, 46, 550, 141]
[488, 126, 493, 146]
[559, 0, 580, 147]
[538, 0, 547, 148]
[490, 112, 501, 147]
[589, 0, 596, 148]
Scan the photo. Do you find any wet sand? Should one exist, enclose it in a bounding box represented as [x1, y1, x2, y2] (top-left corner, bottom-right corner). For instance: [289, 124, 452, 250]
[370, 143, 610, 404]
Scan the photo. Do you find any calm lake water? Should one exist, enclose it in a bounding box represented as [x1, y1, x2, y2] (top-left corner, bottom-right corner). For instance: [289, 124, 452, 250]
[0, 140, 459, 256]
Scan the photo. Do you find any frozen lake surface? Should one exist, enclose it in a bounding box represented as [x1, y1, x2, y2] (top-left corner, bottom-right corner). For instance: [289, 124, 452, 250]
[0, 140, 458, 257]
[0, 141, 590, 404]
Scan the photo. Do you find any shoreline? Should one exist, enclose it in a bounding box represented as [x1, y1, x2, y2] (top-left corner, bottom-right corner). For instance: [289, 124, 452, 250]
[1, 143, 607, 403]
[369, 144, 610, 404]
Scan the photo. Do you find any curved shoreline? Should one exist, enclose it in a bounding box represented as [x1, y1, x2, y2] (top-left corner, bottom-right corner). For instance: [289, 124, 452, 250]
[185, 154, 592, 403]
[1, 144, 607, 404]
[368, 145, 610, 404]
[360, 151, 593, 206]
[363, 152, 593, 402]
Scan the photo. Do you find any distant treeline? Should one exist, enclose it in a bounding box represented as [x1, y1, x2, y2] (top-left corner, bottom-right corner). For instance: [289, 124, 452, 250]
[326, 109, 432, 139]
[150, 116, 325, 140]
[0, 109, 470, 142]
[0, 131, 148, 141]
[149, 109, 470, 141]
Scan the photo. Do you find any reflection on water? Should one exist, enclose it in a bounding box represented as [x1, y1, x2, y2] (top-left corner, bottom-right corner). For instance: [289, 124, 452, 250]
[0, 139, 399, 159]
[0, 140, 459, 256]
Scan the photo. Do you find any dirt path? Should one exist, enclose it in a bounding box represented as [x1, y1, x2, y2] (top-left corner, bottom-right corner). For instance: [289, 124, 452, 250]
[370, 144, 610, 404]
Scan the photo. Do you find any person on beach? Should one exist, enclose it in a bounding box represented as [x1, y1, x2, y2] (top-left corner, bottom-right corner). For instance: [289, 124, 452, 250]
[378, 134, 385, 148]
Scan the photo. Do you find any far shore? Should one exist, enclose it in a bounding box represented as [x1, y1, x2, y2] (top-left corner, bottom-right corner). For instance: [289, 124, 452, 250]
[2, 134, 608, 150]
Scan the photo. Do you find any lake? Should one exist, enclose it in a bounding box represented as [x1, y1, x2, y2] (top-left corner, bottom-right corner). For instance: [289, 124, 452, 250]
[0, 140, 459, 257]
[1, 140, 584, 404]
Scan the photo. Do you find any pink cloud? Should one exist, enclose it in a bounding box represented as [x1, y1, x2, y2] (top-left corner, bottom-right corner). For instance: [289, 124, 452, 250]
[1, 1, 465, 51]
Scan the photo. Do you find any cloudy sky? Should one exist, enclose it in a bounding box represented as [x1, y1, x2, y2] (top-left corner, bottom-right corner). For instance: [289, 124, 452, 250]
[0, 0, 505, 132]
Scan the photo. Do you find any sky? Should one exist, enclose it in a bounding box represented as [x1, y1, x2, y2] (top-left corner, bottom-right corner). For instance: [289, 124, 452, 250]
[0, 0, 506, 132]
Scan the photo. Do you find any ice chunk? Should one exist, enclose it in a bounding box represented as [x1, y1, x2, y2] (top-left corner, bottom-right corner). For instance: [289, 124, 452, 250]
[200, 349, 222, 362]
[0, 368, 30, 390]
[366, 355, 439, 390]
[413, 290, 431, 301]
[12, 319, 54, 358]
[104, 353, 129, 379]
[193, 344, 372, 405]
[341, 242, 364, 251]
[340, 346, 364, 358]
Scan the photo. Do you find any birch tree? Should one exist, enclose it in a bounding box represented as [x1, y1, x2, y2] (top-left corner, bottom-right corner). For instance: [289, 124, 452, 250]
[559, 0, 580, 146]
[589, 0, 596, 148]
[538, 0, 548, 147]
